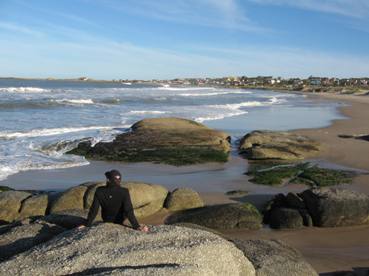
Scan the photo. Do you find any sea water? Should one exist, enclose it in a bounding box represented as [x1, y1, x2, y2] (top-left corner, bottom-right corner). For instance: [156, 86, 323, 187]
[0, 78, 344, 183]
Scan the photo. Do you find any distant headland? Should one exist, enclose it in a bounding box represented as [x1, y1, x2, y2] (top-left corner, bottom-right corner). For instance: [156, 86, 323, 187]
[1, 75, 369, 95]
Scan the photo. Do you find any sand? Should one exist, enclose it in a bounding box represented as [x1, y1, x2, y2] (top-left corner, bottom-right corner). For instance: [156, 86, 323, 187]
[294, 93, 369, 194]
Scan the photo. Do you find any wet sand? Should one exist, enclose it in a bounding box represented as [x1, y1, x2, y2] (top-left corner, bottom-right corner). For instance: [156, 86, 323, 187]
[293, 93, 369, 194]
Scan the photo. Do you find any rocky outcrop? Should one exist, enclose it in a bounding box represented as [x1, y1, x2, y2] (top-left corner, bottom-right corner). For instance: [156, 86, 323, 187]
[269, 208, 304, 229]
[264, 189, 369, 228]
[123, 182, 168, 218]
[0, 221, 65, 261]
[166, 203, 262, 230]
[0, 180, 169, 224]
[164, 188, 204, 211]
[49, 186, 87, 214]
[18, 194, 48, 219]
[263, 193, 313, 229]
[0, 191, 31, 223]
[232, 239, 318, 276]
[300, 188, 369, 227]
[0, 224, 256, 276]
[239, 131, 320, 160]
[68, 117, 231, 165]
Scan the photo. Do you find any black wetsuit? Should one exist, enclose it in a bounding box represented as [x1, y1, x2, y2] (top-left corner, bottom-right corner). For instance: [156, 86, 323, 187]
[86, 184, 140, 229]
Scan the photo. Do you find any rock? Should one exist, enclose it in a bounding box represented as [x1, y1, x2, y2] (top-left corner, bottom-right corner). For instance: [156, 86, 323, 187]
[164, 188, 204, 211]
[239, 131, 320, 160]
[18, 194, 48, 219]
[68, 117, 231, 165]
[123, 182, 168, 218]
[0, 221, 65, 261]
[262, 193, 287, 224]
[225, 190, 249, 196]
[285, 193, 305, 209]
[0, 224, 256, 276]
[300, 188, 369, 227]
[0, 191, 31, 223]
[166, 203, 262, 230]
[172, 222, 227, 239]
[0, 186, 13, 192]
[49, 186, 87, 214]
[269, 208, 304, 229]
[264, 193, 312, 227]
[232, 239, 318, 276]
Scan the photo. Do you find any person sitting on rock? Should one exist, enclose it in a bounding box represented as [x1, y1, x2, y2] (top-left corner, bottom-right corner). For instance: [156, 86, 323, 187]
[79, 169, 148, 232]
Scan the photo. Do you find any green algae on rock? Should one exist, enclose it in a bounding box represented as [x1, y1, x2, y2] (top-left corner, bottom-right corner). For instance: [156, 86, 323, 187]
[68, 117, 231, 165]
[247, 162, 354, 187]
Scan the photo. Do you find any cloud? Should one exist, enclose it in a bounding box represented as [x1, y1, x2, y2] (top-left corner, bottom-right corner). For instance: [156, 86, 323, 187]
[101, 0, 267, 32]
[249, 0, 369, 18]
[0, 21, 45, 37]
[1, 32, 369, 79]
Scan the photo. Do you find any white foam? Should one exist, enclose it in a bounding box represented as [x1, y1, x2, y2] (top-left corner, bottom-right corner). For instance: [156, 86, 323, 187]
[0, 125, 131, 139]
[0, 160, 90, 181]
[207, 97, 283, 111]
[193, 96, 284, 123]
[53, 98, 95, 105]
[160, 87, 215, 91]
[179, 91, 251, 97]
[128, 110, 170, 115]
[0, 87, 50, 93]
[195, 111, 248, 123]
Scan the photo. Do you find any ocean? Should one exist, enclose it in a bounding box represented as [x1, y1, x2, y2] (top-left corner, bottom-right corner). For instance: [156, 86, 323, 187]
[0, 78, 344, 183]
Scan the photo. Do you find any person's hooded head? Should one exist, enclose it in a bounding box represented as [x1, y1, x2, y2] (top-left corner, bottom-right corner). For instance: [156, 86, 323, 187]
[105, 169, 122, 186]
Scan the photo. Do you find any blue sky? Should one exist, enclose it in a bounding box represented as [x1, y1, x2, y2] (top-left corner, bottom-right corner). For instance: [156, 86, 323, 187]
[0, 0, 369, 79]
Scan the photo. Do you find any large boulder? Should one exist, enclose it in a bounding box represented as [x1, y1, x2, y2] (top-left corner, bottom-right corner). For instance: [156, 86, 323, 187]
[123, 182, 168, 218]
[0, 221, 65, 261]
[49, 186, 87, 214]
[0, 191, 31, 223]
[68, 117, 231, 165]
[164, 188, 204, 211]
[18, 194, 48, 219]
[166, 203, 262, 230]
[239, 131, 320, 160]
[0, 224, 256, 276]
[263, 193, 313, 228]
[269, 208, 304, 229]
[300, 188, 369, 227]
[232, 239, 318, 276]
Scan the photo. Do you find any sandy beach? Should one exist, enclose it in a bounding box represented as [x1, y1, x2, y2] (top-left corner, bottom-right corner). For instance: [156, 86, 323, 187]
[1, 91, 369, 274]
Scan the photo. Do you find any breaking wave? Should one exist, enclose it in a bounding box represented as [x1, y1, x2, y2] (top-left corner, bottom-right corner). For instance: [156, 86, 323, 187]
[0, 87, 51, 93]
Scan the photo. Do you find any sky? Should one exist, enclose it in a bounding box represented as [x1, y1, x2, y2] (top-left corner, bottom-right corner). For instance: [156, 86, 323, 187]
[0, 0, 369, 80]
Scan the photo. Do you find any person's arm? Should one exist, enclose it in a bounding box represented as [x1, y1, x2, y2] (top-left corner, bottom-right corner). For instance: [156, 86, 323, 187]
[85, 192, 100, 226]
[123, 190, 140, 230]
